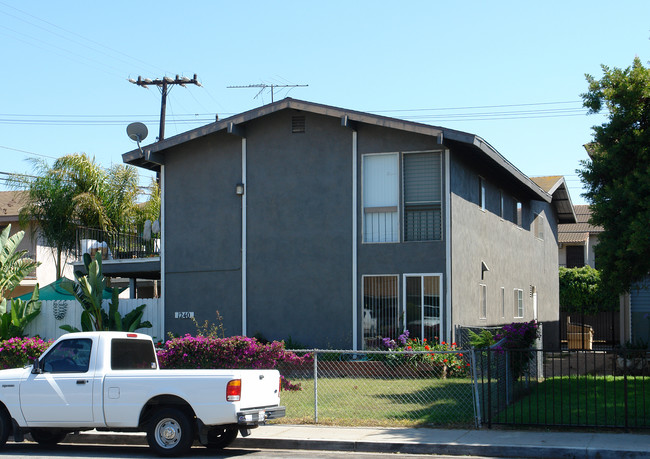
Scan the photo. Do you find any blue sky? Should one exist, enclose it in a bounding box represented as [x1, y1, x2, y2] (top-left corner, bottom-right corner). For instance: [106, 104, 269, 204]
[1, 0, 649, 204]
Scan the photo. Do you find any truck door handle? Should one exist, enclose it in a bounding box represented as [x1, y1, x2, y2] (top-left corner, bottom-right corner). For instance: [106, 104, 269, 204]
[76, 380, 88, 385]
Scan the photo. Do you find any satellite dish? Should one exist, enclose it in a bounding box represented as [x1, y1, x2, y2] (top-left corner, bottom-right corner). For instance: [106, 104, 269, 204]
[127, 122, 148, 142]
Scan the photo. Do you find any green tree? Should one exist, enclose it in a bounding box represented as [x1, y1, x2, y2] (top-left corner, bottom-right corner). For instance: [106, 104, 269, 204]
[18, 154, 141, 278]
[579, 57, 650, 294]
[559, 266, 618, 314]
[18, 159, 77, 279]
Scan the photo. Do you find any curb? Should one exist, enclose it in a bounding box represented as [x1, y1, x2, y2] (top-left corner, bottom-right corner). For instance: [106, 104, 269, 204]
[61, 431, 649, 459]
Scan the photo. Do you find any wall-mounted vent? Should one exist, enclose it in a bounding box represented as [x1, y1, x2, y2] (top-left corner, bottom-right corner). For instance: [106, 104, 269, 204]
[292, 116, 306, 133]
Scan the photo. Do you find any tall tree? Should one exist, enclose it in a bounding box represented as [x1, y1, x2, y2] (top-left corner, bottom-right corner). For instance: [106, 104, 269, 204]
[19, 159, 77, 279]
[579, 57, 650, 294]
[18, 154, 141, 279]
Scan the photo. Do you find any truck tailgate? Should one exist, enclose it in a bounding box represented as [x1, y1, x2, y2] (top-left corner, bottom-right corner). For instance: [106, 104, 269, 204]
[238, 369, 281, 409]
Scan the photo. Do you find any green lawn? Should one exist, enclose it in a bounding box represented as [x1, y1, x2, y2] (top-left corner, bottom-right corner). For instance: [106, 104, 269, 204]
[274, 376, 476, 427]
[494, 375, 650, 427]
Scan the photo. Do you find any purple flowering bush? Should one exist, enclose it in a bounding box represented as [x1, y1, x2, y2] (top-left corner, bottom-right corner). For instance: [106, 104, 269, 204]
[0, 337, 52, 369]
[493, 320, 540, 380]
[156, 334, 312, 391]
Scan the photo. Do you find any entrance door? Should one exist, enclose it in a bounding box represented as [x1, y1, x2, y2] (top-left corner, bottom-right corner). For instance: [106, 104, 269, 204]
[20, 338, 95, 424]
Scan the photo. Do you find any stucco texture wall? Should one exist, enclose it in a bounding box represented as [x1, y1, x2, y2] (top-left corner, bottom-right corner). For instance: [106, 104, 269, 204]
[449, 155, 559, 338]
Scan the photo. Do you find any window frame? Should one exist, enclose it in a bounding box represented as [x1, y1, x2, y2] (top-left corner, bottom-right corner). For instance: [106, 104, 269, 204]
[479, 177, 486, 211]
[514, 288, 524, 318]
[479, 283, 487, 319]
[362, 150, 443, 244]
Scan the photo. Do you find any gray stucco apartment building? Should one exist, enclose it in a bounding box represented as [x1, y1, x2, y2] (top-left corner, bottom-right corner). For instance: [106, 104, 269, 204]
[124, 98, 575, 349]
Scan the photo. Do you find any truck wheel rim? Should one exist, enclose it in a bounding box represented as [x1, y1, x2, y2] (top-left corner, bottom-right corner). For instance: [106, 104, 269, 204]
[155, 418, 181, 448]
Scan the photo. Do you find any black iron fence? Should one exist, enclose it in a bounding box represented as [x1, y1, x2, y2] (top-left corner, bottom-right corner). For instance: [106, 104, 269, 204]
[477, 348, 649, 429]
[76, 226, 160, 261]
[560, 310, 619, 349]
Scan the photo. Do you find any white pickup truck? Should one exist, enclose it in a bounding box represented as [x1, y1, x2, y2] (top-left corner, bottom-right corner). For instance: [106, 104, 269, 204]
[0, 331, 285, 456]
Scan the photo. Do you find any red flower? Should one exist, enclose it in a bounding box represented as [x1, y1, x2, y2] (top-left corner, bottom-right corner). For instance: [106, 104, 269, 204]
[443, 358, 448, 363]
[425, 345, 430, 350]
[459, 353, 463, 357]
[406, 346, 412, 350]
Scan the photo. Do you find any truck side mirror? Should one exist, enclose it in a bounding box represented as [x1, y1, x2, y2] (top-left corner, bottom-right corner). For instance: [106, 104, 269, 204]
[31, 358, 43, 374]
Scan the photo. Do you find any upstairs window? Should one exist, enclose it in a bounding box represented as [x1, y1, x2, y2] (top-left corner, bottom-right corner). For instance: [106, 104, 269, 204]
[534, 213, 544, 240]
[363, 151, 443, 243]
[403, 152, 442, 241]
[363, 154, 399, 242]
[479, 177, 486, 210]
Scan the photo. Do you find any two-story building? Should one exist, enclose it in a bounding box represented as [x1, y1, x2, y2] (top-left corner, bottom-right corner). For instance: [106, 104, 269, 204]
[123, 98, 575, 349]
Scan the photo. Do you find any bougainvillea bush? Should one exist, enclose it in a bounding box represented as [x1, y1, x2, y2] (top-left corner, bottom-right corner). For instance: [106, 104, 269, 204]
[379, 330, 469, 377]
[493, 320, 540, 380]
[0, 337, 52, 369]
[156, 334, 312, 390]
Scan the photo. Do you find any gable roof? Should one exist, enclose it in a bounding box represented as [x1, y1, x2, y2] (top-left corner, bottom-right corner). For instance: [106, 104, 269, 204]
[530, 176, 577, 223]
[123, 98, 551, 203]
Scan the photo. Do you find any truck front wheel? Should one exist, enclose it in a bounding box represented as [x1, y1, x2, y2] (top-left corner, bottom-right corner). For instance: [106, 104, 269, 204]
[204, 425, 238, 449]
[146, 407, 194, 457]
[0, 409, 9, 447]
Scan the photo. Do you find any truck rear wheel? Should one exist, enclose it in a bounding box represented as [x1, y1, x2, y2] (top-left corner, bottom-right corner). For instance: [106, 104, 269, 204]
[29, 429, 68, 445]
[146, 407, 194, 456]
[204, 425, 238, 449]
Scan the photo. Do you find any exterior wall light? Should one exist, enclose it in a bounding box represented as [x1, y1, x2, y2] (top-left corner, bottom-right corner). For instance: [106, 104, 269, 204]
[235, 183, 245, 195]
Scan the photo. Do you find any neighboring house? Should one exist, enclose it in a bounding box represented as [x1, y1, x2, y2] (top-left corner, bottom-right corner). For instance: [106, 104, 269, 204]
[123, 98, 575, 349]
[0, 191, 72, 298]
[556, 204, 602, 268]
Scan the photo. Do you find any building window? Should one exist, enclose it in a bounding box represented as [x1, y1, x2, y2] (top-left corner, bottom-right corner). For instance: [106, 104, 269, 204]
[403, 152, 442, 241]
[404, 274, 442, 343]
[479, 177, 486, 210]
[362, 275, 399, 349]
[514, 288, 524, 318]
[479, 284, 487, 319]
[534, 213, 544, 240]
[515, 200, 523, 227]
[363, 154, 399, 243]
[566, 245, 585, 268]
[499, 191, 504, 218]
[363, 151, 442, 243]
[501, 287, 505, 318]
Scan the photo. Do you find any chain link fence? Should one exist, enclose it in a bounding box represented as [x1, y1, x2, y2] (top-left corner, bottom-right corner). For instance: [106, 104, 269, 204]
[276, 349, 479, 427]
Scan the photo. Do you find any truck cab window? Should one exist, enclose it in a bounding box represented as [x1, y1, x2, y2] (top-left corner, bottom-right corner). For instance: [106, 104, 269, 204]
[41, 339, 92, 373]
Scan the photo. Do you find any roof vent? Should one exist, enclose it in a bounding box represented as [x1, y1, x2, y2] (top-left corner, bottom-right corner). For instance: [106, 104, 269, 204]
[292, 116, 306, 133]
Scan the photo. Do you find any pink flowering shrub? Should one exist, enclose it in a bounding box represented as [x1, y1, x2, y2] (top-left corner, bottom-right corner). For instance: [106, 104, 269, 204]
[0, 337, 52, 369]
[156, 334, 312, 391]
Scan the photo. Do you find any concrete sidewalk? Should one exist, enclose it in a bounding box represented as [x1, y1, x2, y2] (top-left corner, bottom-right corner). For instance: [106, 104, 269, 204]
[64, 424, 650, 458]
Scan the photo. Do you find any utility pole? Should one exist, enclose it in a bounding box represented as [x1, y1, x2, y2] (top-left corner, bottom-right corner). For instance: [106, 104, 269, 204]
[129, 74, 202, 141]
[227, 83, 308, 103]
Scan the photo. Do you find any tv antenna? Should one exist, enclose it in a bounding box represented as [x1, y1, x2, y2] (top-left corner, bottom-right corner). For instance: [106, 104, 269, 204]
[227, 83, 308, 103]
[129, 74, 202, 141]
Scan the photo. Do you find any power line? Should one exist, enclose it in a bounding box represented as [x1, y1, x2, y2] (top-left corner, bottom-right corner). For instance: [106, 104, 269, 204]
[129, 75, 202, 141]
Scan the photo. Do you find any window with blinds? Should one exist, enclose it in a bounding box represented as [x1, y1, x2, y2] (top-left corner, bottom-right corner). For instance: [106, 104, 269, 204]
[362, 154, 399, 242]
[403, 152, 442, 241]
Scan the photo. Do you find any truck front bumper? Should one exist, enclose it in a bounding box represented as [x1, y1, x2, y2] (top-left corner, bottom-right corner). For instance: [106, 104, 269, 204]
[237, 405, 286, 426]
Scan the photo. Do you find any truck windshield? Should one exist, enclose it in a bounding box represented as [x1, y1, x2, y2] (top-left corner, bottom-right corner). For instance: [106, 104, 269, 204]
[111, 339, 157, 370]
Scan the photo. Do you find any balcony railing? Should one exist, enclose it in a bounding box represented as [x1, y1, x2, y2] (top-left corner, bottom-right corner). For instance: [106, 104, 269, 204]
[76, 226, 160, 261]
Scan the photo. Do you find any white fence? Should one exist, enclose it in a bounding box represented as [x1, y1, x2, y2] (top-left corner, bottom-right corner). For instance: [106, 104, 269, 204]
[24, 299, 164, 341]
